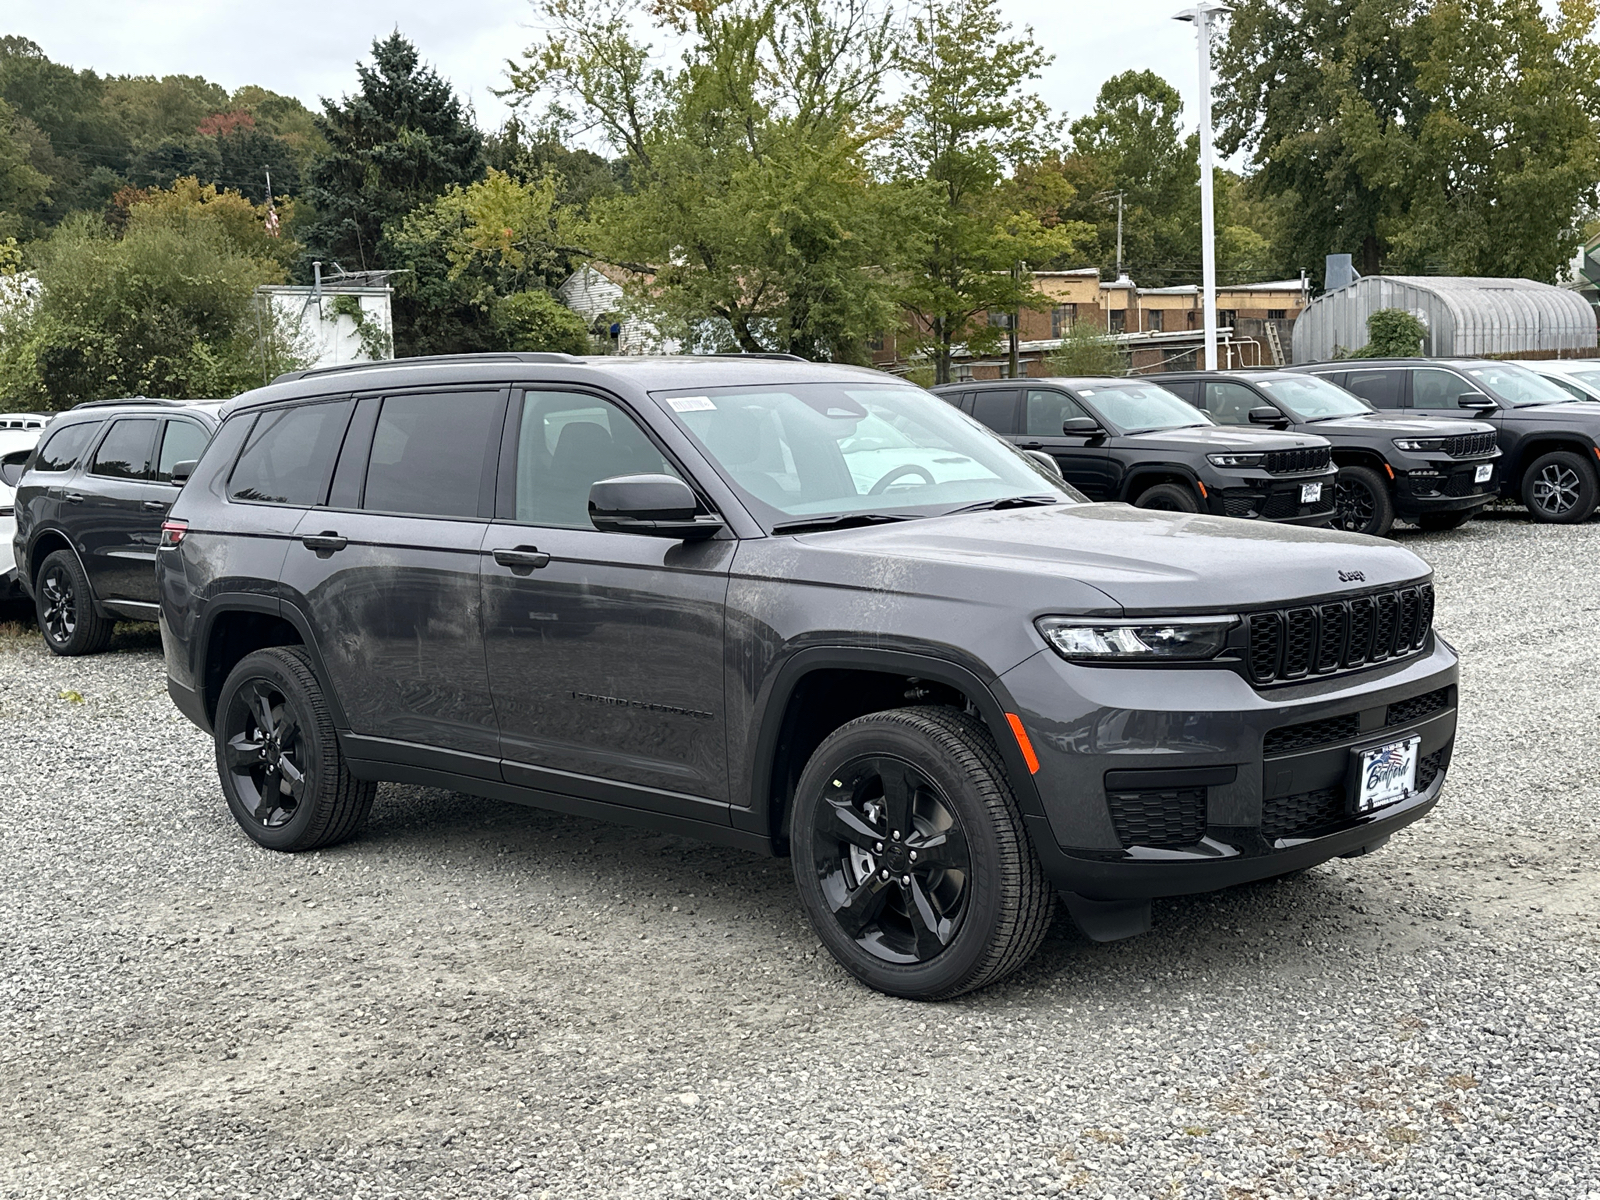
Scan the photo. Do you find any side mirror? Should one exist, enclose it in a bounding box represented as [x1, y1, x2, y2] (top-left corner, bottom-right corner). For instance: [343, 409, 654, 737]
[1060, 416, 1104, 436]
[589, 474, 724, 541]
[1023, 449, 1063, 479]
[0, 450, 28, 488]
[169, 459, 198, 485]
[1458, 393, 1498, 412]
[1248, 405, 1286, 425]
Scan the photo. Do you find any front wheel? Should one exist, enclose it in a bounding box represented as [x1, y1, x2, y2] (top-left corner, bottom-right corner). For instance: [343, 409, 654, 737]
[1521, 450, 1598, 524]
[790, 707, 1054, 1000]
[1134, 482, 1201, 513]
[1333, 465, 1395, 536]
[215, 647, 375, 851]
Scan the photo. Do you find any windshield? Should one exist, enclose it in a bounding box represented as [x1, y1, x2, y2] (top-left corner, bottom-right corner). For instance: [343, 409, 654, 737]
[1558, 369, 1600, 396]
[652, 382, 1072, 527]
[1464, 362, 1574, 406]
[1075, 383, 1213, 433]
[1256, 375, 1373, 420]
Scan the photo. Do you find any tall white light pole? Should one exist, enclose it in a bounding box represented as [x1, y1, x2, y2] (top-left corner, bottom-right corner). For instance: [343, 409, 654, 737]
[1175, 0, 1230, 370]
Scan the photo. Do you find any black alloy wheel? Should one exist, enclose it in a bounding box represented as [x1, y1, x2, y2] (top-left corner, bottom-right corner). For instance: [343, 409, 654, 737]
[1521, 450, 1598, 524]
[215, 647, 375, 851]
[791, 707, 1053, 1000]
[1333, 465, 1394, 537]
[809, 755, 972, 964]
[1134, 482, 1201, 513]
[34, 548, 114, 656]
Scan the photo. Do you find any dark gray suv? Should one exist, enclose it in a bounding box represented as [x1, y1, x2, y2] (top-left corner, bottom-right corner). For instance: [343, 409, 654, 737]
[156, 354, 1459, 999]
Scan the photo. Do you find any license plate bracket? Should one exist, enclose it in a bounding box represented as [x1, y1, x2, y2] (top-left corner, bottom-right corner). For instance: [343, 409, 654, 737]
[1349, 735, 1421, 814]
[1301, 482, 1323, 504]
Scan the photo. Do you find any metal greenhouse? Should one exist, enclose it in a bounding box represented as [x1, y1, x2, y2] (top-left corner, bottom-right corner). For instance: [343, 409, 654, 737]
[1291, 275, 1597, 363]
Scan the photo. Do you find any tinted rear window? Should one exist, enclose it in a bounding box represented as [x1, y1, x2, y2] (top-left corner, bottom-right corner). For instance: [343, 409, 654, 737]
[156, 419, 211, 482]
[971, 390, 1019, 434]
[228, 400, 354, 506]
[33, 422, 99, 472]
[1343, 370, 1404, 408]
[89, 418, 158, 480]
[363, 391, 504, 518]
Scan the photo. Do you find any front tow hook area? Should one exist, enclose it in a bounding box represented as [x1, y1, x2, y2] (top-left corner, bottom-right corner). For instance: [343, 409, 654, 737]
[1061, 893, 1153, 942]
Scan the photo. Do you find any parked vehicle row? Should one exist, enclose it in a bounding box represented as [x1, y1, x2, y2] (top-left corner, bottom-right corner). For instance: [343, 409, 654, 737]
[9, 353, 1460, 1000]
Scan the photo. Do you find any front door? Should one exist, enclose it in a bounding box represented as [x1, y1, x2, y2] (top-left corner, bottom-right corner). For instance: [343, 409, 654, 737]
[1022, 388, 1112, 497]
[78, 416, 162, 603]
[481, 389, 732, 815]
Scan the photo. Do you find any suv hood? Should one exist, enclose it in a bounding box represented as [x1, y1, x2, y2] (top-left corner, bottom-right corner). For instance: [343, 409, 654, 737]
[1502, 401, 1600, 423]
[1304, 413, 1497, 437]
[1120, 426, 1327, 453]
[786, 503, 1428, 613]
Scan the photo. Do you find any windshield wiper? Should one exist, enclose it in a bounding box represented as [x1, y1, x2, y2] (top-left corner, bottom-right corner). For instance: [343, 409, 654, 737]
[943, 494, 1060, 515]
[769, 512, 921, 535]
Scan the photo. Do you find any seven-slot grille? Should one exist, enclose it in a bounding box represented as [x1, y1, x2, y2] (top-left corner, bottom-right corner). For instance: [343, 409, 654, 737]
[1244, 583, 1434, 684]
[1262, 446, 1333, 475]
[1443, 431, 1497, 458]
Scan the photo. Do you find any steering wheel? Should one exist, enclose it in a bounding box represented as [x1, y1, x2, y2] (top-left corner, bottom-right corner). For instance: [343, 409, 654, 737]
[868, 463, 936, 495]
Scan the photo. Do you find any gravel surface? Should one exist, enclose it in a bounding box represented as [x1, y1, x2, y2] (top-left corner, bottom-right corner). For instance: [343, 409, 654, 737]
[3, 509, 1599, 1200]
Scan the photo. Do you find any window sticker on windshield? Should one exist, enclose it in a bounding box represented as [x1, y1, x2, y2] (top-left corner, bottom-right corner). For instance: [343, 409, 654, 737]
[1079, 389, 1095, 396]
[668, 396, 716, 412]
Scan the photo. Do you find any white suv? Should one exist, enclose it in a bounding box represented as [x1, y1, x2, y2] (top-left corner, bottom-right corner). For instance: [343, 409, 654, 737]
[0, 415, 51, 600]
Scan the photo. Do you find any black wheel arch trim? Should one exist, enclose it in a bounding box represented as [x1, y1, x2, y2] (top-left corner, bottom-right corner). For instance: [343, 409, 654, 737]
[1510, 436, 1600, 482]
[191, 594, 351, 732]
[1118, 464, 1206, 503]
[25, 527, 104, 616]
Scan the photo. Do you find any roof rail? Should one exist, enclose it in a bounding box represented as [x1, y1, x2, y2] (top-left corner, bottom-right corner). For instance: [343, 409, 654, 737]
[708, 352, 809, 362]
[270, 352, 584, 385]
[70, 396, 185, 410]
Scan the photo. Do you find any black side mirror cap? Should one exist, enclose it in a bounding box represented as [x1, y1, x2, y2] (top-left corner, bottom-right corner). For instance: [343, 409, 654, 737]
[1458, 393, 1498, 412]
[589, 474, 724, 541]
[169, 459, 199, 485]
[0, 450, 28, 488]
[1060, 416, 1104, 435]
[1248, 405, 1286, 425]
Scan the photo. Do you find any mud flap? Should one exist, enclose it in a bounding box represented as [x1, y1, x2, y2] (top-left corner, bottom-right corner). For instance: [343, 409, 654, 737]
[1061, 892, 1152, 942]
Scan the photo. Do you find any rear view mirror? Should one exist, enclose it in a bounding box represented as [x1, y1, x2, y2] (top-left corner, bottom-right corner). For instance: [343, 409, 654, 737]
[1458, 393, 1498, 412]
[589, 474, 724, 541]
[0, 449, 28, 488]
[1023, 449, 1063, 479]
[169, 459, 198, 485]
[1060, 416, 1103, 436]
[1248, 405, 1286, 425]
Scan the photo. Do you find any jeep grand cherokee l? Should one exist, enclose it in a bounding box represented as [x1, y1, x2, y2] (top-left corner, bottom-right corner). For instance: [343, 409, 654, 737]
[1149, 370, 1501, 536]
[156, 354, 1458, 999]
[933, 377, 1338, 525]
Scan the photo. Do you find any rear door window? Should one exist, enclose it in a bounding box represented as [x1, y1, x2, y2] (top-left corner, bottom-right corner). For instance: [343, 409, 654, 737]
[971, 389, 1021, 434]
[228, 400, 355, 506]
[362, 391, 505, 519]
[89, 418, 158, 480]
[1342, 370, 1405, 408]
[33, 422, 99, 472]
[155, 419, 211, 483]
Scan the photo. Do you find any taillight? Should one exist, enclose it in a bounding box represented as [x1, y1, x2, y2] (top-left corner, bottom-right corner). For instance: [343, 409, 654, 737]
[159, 519, 188, 548]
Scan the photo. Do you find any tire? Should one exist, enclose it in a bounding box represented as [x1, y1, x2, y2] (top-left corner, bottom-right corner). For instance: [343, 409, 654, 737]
[1333, 465, 1395, 537]
[1520, 450, 1598, 524]
[1134, 482, 1201, 513]
[214, 646, 376, 852]
[790, 706, 1054, 1000]
[1415, 509, 1474, 532]
[34, 549, 115, 657]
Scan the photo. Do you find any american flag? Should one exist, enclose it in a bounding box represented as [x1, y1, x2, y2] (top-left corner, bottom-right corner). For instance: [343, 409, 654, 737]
[264, 169, 280, 237]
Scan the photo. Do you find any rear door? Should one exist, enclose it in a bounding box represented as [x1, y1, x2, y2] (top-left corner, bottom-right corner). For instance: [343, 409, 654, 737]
[1022, 387, 1113, 497]
[78, 417, 160, 603]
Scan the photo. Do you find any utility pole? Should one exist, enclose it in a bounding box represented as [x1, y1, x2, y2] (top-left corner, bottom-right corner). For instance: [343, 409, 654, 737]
[1175, 1, 1230, 370]
[1095, 190, 1127, 278]
[1009, 261, 1026, 379]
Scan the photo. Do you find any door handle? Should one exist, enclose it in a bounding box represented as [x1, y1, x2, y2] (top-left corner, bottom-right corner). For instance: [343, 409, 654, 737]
[142, 499, 169, 512]
[493, 546, 550, 575]
[64, 492, 84, 503]
[301, 532, 348, 556]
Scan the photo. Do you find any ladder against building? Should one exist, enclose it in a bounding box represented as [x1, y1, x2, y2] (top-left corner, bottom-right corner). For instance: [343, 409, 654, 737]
[1264, 320, 1286, 366]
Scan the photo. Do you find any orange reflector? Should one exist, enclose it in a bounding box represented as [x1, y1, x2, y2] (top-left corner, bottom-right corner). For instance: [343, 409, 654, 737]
[1594, 447, 1599, 462]
[1196, 480, 1207, 499]
[1384, 463, 1395, 480]
[1005, 713, 1041, 774]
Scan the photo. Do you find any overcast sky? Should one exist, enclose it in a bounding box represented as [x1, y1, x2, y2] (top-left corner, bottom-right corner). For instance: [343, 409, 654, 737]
[5, 1, 1213, 143]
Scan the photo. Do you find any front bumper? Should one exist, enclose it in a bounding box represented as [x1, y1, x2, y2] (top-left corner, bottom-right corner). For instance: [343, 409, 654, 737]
[998, 635, 1458, 902]
[1205, 468, 1338, 525]
[1393, 456, 1499, 516]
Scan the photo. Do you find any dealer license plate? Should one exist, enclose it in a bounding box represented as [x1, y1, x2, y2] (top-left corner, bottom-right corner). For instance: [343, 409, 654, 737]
[1474, 464, 1493, 483]
[1355, 736, 1420, 813]
[1301, 482, 1323, 504]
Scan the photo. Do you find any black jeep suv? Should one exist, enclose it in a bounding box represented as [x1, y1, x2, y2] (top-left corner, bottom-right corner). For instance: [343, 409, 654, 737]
[1289, 358, 1600, 524]
[1148, 370, 1501, 536]
[932, 377, 1338, 524]
[157, 354, 1458, 999]
[12, 398, 219, 654]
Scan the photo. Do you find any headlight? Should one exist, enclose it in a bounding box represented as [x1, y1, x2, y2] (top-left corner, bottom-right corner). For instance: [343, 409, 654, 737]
[1392, 438, 1444, 452]
[1206, 453, 1264, 468]
[1036, 615, 1238, 662]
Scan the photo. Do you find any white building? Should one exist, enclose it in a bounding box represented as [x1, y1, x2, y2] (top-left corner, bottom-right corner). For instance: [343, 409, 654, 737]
[256, 283, 394, 370]
[555, 264, 675, 355]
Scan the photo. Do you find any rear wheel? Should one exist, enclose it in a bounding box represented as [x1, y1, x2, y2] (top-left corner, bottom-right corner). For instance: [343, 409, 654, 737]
[215, 647, 375, 851]
[1134, 482, 1201, 513]
[34, 549, 114, 656]
[1333, 465, 1395, 536]
[1416, 509, 1474, 532]
[791, 707, 1053, 1000]
[1521, 450, 1598, 523]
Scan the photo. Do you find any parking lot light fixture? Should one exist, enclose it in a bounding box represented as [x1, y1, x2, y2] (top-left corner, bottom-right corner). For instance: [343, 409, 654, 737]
[1174, 0, 1232, 371]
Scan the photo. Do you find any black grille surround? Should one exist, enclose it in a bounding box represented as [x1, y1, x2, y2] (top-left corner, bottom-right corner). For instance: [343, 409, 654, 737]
[1243, 582, 1434, 686]
[1263, 446, 1333, 475]
[1106, 787, 1207, 850]
[1443, 431, 1497, 458]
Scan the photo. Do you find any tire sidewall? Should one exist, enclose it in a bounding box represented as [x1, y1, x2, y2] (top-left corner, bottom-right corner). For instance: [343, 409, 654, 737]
[1335, 465, 1393, 536]
[35, 550, 98, 656]
[791, 719, 1011, 998]
[1521, 451, 1597, 524]
[215, 650, 329, 851]
[1135, 483, 1200, 513]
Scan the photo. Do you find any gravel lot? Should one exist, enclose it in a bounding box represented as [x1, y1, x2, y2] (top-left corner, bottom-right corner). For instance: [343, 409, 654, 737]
[3, 507, 1599, 1200]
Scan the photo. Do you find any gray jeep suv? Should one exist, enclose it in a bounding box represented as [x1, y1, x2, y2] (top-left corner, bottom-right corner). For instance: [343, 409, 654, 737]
[156, 354, 1459, 999]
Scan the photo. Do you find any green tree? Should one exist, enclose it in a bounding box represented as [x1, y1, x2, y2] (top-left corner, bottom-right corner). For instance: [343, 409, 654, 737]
[0, 98, 52, 237]
[301, 33, 485, 276]
[492, 289, 590, 353]
[887, 0, 1087, 383]
[1043, 320, 1125, 376]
